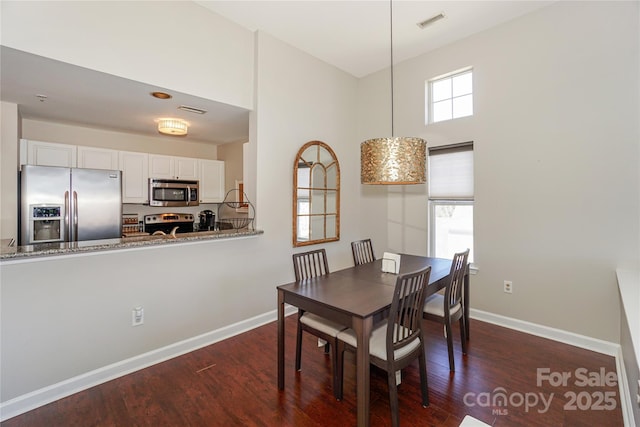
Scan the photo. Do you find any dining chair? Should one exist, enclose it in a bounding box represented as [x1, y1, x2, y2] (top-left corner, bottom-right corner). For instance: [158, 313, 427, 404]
[351, 238, 376, 265]
[292, 248, 346, 395]
[422, 248, 470, 372]
[335, 266, 431, 427]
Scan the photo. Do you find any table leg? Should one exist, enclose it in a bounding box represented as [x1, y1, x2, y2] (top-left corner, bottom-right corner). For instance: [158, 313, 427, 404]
[353, 316, 373, 427]
[464, 267, 470, 340]
[277, 289, 285, 390]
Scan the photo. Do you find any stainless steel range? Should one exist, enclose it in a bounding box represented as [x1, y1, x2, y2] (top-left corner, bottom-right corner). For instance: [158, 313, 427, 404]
[144, 213, 194, 235]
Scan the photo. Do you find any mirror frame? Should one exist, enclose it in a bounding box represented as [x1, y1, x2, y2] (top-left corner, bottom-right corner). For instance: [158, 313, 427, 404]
[292, 140, 340, 247]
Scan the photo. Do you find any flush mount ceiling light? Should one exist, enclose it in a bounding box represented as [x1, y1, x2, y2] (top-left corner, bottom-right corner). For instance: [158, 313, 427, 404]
[361, 0, 427, 185]
[157, 118, 188, 136]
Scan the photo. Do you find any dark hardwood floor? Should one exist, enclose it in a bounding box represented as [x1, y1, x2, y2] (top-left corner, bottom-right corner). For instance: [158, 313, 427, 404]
[2, 316, 623, 426]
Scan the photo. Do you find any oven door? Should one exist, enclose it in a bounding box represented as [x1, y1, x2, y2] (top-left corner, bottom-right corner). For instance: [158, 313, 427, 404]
[149, 180, 199, 207]
[144, 222, 194, 235]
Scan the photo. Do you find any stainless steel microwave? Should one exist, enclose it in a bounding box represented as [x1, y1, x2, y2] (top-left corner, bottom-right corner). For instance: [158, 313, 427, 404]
[149, 178, 199, 207]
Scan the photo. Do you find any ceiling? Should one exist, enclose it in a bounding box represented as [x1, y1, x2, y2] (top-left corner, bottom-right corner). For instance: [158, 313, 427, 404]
[1, 1, 553, 145]
[199, 1, 554, 78]
[0, 46, 252, 145]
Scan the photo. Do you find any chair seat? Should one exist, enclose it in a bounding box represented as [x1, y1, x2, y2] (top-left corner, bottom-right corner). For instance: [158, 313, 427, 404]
[300, 312, 346, 337]
[423, 294, 461, 317]
[337, 323, 422, 361]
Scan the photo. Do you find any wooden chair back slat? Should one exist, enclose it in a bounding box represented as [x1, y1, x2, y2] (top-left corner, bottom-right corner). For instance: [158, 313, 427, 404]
[387, 266, 431, 356]
[351, 239, 375, 265]
[293, 249, 330, 281]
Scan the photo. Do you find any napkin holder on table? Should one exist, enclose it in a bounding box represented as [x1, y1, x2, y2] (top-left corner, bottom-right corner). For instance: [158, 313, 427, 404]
[381, 252, 401, 274]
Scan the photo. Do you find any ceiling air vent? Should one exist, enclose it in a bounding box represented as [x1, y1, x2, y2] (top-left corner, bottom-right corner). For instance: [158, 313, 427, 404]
[178, 105, 208, 115]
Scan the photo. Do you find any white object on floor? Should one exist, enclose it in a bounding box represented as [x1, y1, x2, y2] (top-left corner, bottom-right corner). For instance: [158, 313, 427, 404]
[459, 415, 491, 426]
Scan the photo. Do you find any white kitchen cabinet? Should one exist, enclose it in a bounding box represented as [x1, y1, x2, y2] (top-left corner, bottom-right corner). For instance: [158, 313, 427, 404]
[77, 146, 119, 170]
[148, 154, 173, 179]
[175, 157, 199, 180]
[22, 139, 77, 167]
[149, 155, 198, 180]
[119, 151, 149, 204]
[199, 159, 225, 203]
[19, 140, 223, 204]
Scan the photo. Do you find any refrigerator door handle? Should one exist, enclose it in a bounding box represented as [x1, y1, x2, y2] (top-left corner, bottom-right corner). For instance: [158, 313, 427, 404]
[73, 191, 79, 242]
[64, 190, 71, 242]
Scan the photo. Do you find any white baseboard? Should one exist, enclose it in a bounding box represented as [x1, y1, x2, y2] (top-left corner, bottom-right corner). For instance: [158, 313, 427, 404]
[614, 345, 636, 427]
[1, 307, 630, 424]
[0, 305, 297, 422]
[470, 308, 619, 356]
[470, 308, 633, 426]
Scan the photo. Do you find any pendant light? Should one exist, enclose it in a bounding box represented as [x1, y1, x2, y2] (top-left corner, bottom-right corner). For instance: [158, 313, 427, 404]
[360, 0, 427, 185]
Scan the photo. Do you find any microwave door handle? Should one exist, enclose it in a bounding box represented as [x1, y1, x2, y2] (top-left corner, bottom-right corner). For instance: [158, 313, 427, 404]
[186, 185, 191, 206]
[64, 190, 71, 242]
[73, 191, 79, 242]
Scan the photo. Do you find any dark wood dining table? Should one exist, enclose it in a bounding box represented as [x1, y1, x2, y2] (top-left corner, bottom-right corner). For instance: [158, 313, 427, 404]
[277, 254, 470, 427]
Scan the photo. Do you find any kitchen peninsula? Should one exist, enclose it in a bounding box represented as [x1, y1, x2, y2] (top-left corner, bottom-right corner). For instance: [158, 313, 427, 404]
[0, 228, 263, 262]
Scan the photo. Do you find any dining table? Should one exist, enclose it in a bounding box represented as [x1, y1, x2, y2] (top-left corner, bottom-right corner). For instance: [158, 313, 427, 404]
[276, 254, 470, 427]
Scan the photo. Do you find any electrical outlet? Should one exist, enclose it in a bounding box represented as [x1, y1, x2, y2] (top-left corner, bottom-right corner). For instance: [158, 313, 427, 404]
[504, 280, 513, 294]
[132, 306, 144, 326]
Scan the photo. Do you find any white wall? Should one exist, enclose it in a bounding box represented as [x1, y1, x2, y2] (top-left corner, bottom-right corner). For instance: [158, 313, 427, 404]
[253, 31, 361, 260]
[0, 1, 254, 110]
[217, 140, 244, 194]
[355, 71, 402, 255]
[0, 18, 361, 409]
[0, 102, 20, 241]
[359, 1, 640, 341]
[1, 241, 262, 400]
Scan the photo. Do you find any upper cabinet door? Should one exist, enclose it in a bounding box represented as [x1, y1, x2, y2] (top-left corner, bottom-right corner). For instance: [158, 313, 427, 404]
[77, 146, 119, 170]
[24, 139, 77, 167]
[148, 154, 174, 179]
[148, 155, 198, 180]
[199, 159, 225, 203]
[175, 157, 198, 180]
[119, 151, 149, 204]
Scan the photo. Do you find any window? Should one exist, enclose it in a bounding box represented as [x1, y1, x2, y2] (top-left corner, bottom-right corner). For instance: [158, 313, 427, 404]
[428, 142, 474, 262]
[427, 69, 473, 124]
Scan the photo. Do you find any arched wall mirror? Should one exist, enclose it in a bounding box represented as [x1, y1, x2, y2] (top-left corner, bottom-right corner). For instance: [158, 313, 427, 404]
[293, 141, 340, 247]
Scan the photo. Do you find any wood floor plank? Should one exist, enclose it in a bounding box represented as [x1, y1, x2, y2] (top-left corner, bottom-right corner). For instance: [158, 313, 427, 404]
[1, 317, 623, 426]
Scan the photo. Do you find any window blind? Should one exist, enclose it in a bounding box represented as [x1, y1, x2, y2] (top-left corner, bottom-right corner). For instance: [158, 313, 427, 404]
[428, 142, 474, 199]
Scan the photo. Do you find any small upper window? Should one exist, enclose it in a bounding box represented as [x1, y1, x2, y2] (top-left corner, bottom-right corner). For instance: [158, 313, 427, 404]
[427, 69, 473, 124]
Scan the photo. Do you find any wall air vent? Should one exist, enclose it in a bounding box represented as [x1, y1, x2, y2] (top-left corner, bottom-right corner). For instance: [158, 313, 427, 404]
[417, 12, 446, 29]
[178, 105, 208, 115]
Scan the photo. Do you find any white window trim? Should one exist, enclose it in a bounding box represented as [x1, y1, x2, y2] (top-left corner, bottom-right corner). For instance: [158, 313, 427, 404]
[426, 67, 473, 125]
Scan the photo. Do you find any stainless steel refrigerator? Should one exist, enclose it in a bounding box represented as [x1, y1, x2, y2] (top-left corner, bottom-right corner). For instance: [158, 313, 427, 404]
[20, 165, 122, 245]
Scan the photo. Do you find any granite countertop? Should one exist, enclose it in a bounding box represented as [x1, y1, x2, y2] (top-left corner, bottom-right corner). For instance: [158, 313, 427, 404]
[0, 229, 263, 261]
